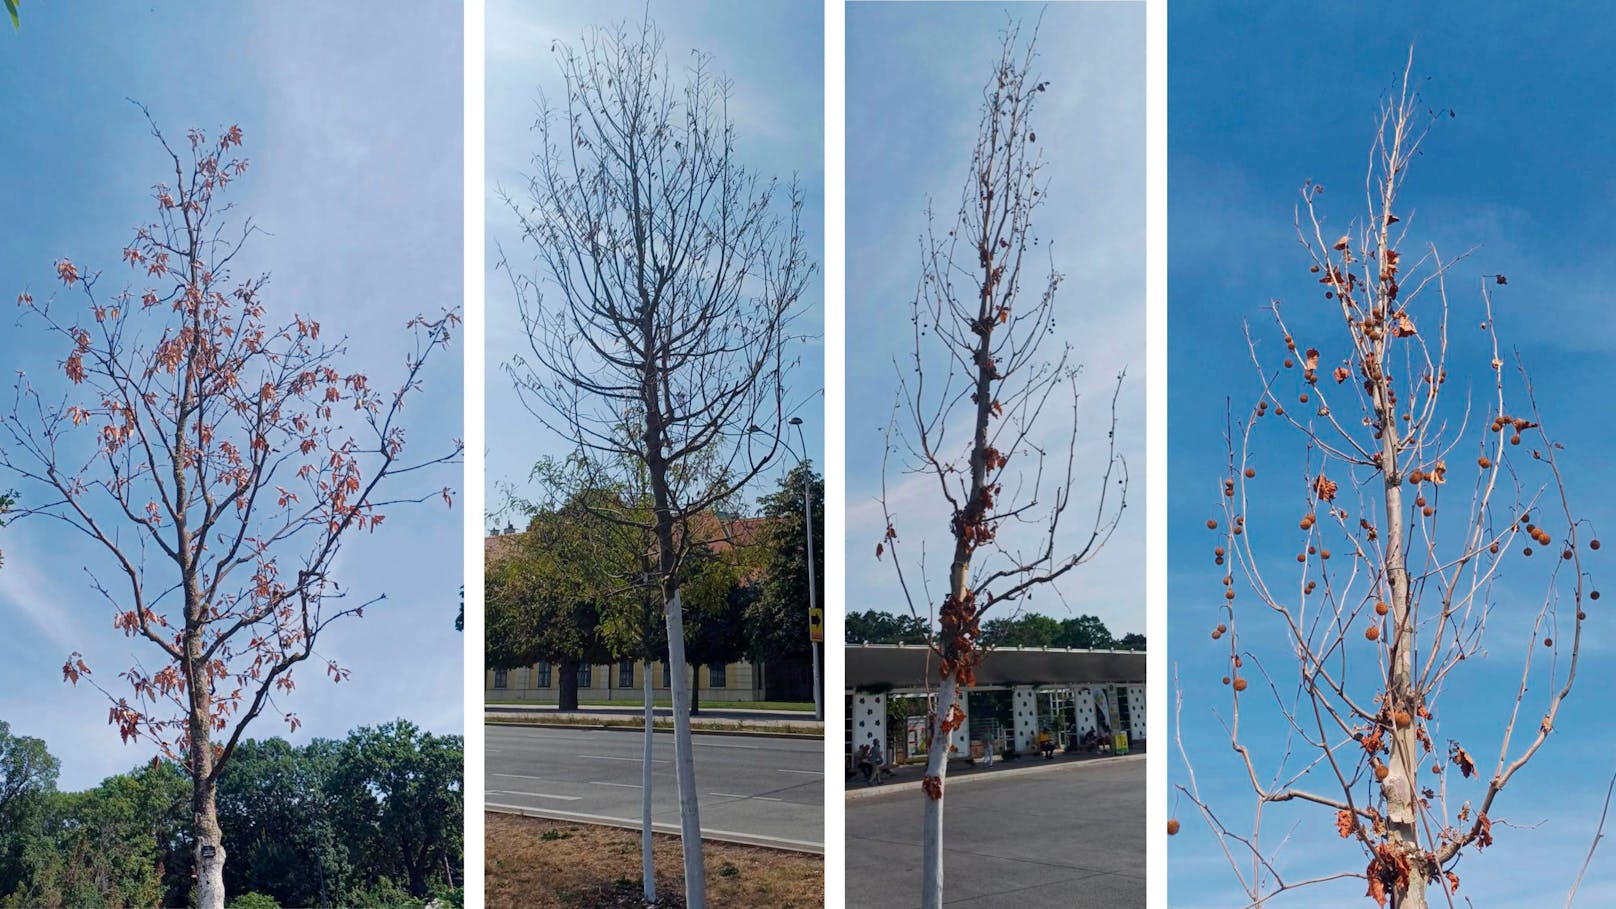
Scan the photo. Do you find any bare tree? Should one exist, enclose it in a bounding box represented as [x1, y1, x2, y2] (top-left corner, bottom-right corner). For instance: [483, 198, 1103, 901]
[499, 16, 813, 906]
[0, 116, 460, 909]
[1173, 55, 1596, 908]
[875, 21, 1128, 909]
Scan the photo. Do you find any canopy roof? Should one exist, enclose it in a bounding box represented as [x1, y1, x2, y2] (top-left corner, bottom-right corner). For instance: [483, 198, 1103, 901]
[845, 644, 1145, 691]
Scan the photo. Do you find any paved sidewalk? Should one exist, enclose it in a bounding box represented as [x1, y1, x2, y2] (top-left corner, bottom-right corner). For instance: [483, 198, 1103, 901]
[487, 703, 823, 738]
[845, 742, 1147, 794]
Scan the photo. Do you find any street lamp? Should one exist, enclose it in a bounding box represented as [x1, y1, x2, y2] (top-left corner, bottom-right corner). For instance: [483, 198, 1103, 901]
[750, 418, 823, 722]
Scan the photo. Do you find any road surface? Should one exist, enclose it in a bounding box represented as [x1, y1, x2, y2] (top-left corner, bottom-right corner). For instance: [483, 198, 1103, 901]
[486, 723, 824, 852]
[845, 756, 1144, 907]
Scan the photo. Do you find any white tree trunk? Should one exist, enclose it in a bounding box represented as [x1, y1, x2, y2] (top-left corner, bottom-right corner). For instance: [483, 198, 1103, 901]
[642, 658, 657, 905]
[663, 589, 707, 906]
[920, 674, 959, 909]
[194, 828, 226, 909]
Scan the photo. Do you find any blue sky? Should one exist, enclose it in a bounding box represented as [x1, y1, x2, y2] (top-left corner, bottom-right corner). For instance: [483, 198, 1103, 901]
[1170, 2, 1616, 904]
[0, 4, 464, 790]
[483, 0, 824, 519]
[845, 2, 1145, 640]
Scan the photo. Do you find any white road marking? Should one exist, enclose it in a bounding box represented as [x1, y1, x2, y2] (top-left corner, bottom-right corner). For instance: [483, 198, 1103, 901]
[590, 781, 642, 789]
[484, 804, 824, 852]
[777, 768, 823, 775]
[581, 754, 670, 764]
[486, 790, 581, 801]
[490, 772, 555, 782]
[710, 792, 784, 801]
[694, 742, 761, 750]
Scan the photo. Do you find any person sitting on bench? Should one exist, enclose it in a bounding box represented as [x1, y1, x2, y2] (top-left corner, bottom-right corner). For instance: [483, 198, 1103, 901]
[1038, 728, 1056, 759]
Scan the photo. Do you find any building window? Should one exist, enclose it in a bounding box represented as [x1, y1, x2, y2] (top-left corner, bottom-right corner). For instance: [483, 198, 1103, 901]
[709, 664, 727, 689]
[493, 669, 508, 690]
[619, 660, 635, 688]
[578, 663, 593, 689]
[534, 661, 551, 688]
[662, 662, 671, 688]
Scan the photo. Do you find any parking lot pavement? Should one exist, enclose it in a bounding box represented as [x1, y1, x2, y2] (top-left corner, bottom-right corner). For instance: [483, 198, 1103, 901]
[845, 756, 1144, 908]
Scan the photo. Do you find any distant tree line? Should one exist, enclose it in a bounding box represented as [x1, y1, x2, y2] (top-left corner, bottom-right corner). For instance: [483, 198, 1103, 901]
[846, 609, 1144, 652]
[0, 720, 462, 909]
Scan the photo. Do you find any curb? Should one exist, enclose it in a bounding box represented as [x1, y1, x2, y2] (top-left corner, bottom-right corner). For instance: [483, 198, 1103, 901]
[485, 718, 823, 741]
[843, 751, 1147, 800]
[485, 803, 826, 855]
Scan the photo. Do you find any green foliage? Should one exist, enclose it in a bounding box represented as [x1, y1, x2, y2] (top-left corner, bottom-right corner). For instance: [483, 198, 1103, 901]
[747, 462, 824, 664]
[853, 609, 1141, 651]
[0, 761, 194, 909]
[339, 875, 425, 908]
[0, 721, 56, 819]
[429, 883, 465, 908]
[486, 468, 652, 669]
[3, 1, 16, 31]
[0, 721, 462, 908]
[845, 609, 931, 645]
[981, 613, 1062, 648]
[980, 612, 1133, 650]
[217, 738, 347, 908]
[330, 721, 463, 899]
[680, 546, 750, 669]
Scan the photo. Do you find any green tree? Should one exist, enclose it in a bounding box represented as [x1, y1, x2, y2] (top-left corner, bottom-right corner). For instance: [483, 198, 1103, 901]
[845, 610, 931, 645]
[1117, 632, 1145, 651]
[680, 547, 752, 715]
[215, 738, 345, 909]
[0, 722, 55, 822]
[330, 722, 462, 900]
[0, 722, 56, 904]
[981, 613, 1060, 648]
[485, 507, 616, 711]
[747, 463, 823, 697]
[43, 762, 192, 909]
[1054, 615, 1116, 650]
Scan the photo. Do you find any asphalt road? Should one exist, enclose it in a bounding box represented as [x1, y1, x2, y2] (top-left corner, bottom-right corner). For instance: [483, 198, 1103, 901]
[485, 724, 824, 852]
[845, 757, 1145, 908]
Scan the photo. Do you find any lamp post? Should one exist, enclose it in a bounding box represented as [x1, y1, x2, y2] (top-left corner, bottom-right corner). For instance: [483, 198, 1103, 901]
[751, 418, 823, 722]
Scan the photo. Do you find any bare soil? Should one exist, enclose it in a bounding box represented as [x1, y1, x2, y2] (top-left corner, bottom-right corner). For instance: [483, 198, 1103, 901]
[485, 812, 824, 909]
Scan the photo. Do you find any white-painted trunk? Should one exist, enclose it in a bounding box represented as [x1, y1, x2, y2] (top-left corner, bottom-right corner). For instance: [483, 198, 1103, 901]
[663, 589, 707, 906]
[920, 675, 958, 909]
[195, 837, 225, 909]
[642, 659, 657, 905]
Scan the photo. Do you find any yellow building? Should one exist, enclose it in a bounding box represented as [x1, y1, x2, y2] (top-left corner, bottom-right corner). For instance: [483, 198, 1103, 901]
[484, 658, 768, 705]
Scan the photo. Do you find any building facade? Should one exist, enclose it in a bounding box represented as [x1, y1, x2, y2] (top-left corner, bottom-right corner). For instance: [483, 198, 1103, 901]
[845, 643, 1147, 763]
[484, 658, 772, 705]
